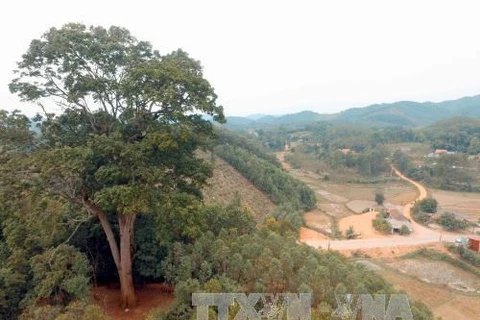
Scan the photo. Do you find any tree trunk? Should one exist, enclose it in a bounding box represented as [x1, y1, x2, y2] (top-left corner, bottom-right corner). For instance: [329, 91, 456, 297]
[82, 192, 137, 309]
[118, 214, 137, 309]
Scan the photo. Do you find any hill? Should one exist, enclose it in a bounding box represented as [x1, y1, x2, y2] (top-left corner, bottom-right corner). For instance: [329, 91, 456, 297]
[201, 154, 276, 221]
[226, 94, 480, 128]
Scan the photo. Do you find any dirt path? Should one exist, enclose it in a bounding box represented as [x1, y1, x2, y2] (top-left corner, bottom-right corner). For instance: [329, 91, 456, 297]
[302, 166, 465, 250]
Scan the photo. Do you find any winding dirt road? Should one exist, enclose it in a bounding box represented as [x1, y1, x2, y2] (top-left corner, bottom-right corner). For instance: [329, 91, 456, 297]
[302, 166, 463, 250]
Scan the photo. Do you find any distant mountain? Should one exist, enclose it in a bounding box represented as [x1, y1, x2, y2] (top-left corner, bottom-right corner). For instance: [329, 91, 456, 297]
[336, 95, 480, 126]
[245, 113, 268, 120]
[226, 94, 480, 128]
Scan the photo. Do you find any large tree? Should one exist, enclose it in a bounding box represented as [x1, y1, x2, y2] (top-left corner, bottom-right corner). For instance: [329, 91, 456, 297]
[9, 23, 224, 308]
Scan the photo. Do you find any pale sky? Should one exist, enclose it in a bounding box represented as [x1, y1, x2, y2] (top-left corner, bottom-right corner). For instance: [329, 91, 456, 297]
[1, 0, 480, 117]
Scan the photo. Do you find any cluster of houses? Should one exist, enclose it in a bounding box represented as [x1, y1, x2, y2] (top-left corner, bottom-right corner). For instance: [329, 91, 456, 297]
[426, 149, 480, 161]
[426, 149, 457, 158]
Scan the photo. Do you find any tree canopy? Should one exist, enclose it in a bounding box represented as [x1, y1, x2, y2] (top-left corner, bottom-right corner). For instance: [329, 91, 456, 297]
[8, 23, 224, 309]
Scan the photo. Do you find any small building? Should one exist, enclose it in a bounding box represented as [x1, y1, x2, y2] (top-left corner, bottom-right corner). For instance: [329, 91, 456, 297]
[386, 209, 412, 233]
[435, 149, 448, 155]
[468, 236, 480, 252]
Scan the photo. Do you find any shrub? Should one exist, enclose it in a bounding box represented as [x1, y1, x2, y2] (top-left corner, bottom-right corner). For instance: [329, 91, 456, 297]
[415, 198, 438, 213]
[399, 225, 411, 235]
[374, 192, 385, 205]
[345, 226, 356, 239]
[437, 213, 469, 231]
[372, 214, 392, 234]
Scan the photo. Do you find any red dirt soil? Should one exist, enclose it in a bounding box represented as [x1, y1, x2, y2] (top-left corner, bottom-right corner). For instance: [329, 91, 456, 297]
[91, 284, 174, 320]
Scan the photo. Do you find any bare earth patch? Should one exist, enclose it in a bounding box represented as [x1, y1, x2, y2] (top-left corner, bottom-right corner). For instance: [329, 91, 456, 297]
[202, 156, 276, 222]
[338, 211, 387, 239]
[377, 262, 480, 320]
[346, 200, 377, 213]
[431, 188, 480, 220]
[303, 209, 331, 231]
[318, 203, 352, 218]
[388, 259, 480, 293]
[299, 227, 330, 241]
[92, 284, 174, 320]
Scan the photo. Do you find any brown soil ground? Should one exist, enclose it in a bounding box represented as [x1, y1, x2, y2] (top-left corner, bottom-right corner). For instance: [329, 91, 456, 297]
[341, 242, 451, 258]
[387, 259, 480, 292]
[346, 200, 377, 213]
[303, 209, 331, 231]
[275, 151, 291, 170]
[202, 155, 276, 222]
[376, 262, 480, 320]
[338, 211, 387, 239]
[348, 242, 480, 320]
[431, 188, 480, 221]
[92, 284, 174, 320]
[299, 227, 330, 240]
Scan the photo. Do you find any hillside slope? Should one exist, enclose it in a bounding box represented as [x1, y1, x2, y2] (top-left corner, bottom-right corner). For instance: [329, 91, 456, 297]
[201, 155, 276, 221]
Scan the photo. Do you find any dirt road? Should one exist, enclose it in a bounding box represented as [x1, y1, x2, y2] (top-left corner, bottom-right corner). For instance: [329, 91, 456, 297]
[302, 166, 463, 250]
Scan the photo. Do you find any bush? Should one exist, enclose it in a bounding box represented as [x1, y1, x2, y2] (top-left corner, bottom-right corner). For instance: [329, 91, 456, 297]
[415, 198, 438, 213]
[412, 210, 430, 225]
[345, 226, 356, 239]
[437, 213, 469, 231]
[399, 225, 411, 235]
[374, 192, 385, 205]
[372, 214, 392, 234]
[447, 244, 480, 267]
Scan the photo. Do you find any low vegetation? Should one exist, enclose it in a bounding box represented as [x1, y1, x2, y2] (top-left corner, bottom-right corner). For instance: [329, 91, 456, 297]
[372, 212, 393, 234]
[411, 198, 438, 224]
[437, 213, 469, 231]
[399, 225, 411, 235]
[447, 244, 480, 267]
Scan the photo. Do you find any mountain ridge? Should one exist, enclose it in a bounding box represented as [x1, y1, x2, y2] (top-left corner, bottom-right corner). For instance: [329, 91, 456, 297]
[227, 94, 480, 128]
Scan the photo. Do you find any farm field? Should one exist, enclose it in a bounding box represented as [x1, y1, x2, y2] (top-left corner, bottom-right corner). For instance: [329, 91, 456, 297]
[431, 188, 480, 221]
[373, 255, 480, 320]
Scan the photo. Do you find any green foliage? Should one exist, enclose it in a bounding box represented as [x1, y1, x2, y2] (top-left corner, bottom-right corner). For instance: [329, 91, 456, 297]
[160, 228, 395, 319]
[0, 110, 34, 162]
[410, 300, 435, 320]
[422, 117, 480, 153]
[399, 225, 411, 235]
[437, 213, 469, 231]
[26, 245, 90, 306]
[345, 226, 356, 239]
[411, 198, 439, 225]
[19, 301, 108, 320]
[270, 203, 305, 233]
[372, 213, 392, 234]
[447, 244, 480, 267]
[8, 22, 225, 309]
[214, 143, 316, 211]
[392, 150, 414, 173]
[415, 198, 438, 214]
[214, 127, 280, 165]
[374, 191, 385, 205]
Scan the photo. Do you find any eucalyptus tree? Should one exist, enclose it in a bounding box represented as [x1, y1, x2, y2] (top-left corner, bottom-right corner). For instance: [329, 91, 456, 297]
[10, 23, 224, 308]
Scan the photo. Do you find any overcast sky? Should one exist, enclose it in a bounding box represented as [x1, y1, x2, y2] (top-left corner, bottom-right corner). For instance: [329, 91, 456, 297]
[1, 0, 480, 117]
